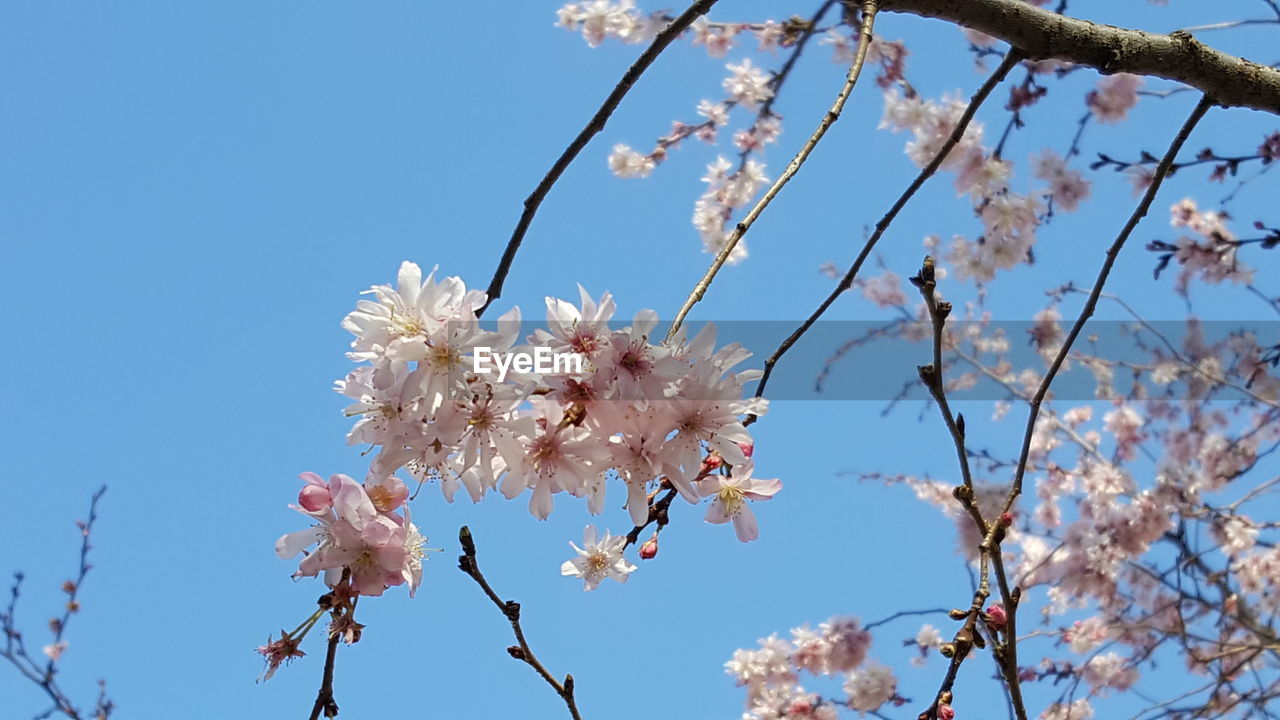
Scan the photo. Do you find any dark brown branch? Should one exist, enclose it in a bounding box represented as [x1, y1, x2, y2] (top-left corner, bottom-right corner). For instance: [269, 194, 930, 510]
[625, 486, 678, 547]
[478, 0, 721, 317]
[307, 629, 340, 720]
[457, 527, 583, 720]
[307, 570, 351, 720]
[911, 259, 1026, 720]
[749, 49, 1024, 421]
[911, 257, 979, 496]
[879, 0, 1280, 114]
[1004, 93, 1215, 511]
[864, 607, 950, 631]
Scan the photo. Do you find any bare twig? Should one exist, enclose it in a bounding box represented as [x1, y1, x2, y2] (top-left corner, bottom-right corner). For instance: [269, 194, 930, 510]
[479, 0, 721, 316]
[911, 259, 1027, 720]
[457, 526, 583, 720]
[1, 487, 110, 720]
[666, 0, 881, 341]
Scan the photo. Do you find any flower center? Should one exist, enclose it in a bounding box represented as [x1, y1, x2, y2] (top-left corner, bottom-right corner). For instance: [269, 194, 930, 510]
[716, 486, 745, 514]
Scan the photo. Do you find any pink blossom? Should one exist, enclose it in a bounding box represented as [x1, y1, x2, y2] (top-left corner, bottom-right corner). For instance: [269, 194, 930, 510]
[698, 462, 782, 542]
[1087, 73, 1142, 123]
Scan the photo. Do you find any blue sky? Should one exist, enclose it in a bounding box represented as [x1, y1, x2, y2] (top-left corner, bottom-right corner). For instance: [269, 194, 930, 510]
[2, 1, 1277, 718]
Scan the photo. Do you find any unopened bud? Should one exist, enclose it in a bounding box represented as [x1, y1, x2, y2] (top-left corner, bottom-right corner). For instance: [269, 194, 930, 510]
[702, 453, 724, 471]
[918, 364, 937, 385]
[738, 442, 755, 459]
[507, 645, 526, 660]
[299, 484, 332, 513]
[984, 603, 1008, 632]
[999, 512, 1014, 527]
[940, 642, 957, 658]
[639, 535, 659, 560]
[948, 608, 968, 621]
[921, 256, 936, 283]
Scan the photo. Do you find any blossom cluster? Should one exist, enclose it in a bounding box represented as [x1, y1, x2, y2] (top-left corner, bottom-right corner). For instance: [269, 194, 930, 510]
[879, 88, 1094, 284]
[1157, 197, 1254, 292]
[275, 261, 781, 595]
[555, 1, 661, 47]
[276, 472, 425, 597]
[727, 618, 901, 719]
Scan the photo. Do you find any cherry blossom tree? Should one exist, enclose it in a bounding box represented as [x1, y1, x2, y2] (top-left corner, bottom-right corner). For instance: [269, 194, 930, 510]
[6, 2, 1280, 720]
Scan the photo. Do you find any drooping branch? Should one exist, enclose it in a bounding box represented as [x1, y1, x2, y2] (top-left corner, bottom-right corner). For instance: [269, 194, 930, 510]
[666, 0, 881, 340]
[879, 0, 1280, 114]
[1004, 93, 1215, 507]
[749, 49, 1024, 418]
[479, 0, 721, 316]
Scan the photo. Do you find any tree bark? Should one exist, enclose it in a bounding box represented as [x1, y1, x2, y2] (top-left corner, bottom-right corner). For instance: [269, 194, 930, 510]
[880, 0, 1280, 115]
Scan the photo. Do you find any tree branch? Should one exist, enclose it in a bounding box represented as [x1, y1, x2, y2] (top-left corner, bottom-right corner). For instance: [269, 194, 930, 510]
[479, 0, 721, 316]
[879, 0, 1280, 114]
[457, 526, 583, 720]
[749, 49, 1024, 419]
[307, 570, 352, 720]
[0, 487, 111, 720]
[1005, 93, 1215, 508]
[666, 0, 881, 341]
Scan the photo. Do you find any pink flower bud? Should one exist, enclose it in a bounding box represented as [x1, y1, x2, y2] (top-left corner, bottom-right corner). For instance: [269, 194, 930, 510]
[984, 604, 1008, 632]
[702, 454, 724, 471]
[738, 442, 755, 458]
[999, 511, 1014, 527]
[787, 700, 814, 715]
[938, 703, 956, 720]
[298, 484, 332, 513]
[639, 535, 659, 560]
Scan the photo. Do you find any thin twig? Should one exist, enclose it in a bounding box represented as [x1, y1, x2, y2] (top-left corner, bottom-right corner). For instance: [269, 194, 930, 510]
[912, 257, 979, 495]
[748, 49, 1025, 422]
[665, 0, 881, 341]
[864, 607, 950, 631]
[1178, 18, 1280, 33]
[0, 487, 110, 720]
[478, 0, 721, 317]
[457, 527, 583, 720]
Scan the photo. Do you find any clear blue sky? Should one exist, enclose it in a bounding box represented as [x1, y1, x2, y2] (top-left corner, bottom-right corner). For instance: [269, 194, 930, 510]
[2, 1, 1276, 718]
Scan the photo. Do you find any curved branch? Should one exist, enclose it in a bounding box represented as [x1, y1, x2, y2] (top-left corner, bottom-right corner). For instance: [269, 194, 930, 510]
[748, 49, 1024, 417]
[457, 527, 583, 720]
[1003, 93, 1215, 508]
[666, 0, 881, 340]
[479, 0, 721, 317]
[880, 0, 1280, 114]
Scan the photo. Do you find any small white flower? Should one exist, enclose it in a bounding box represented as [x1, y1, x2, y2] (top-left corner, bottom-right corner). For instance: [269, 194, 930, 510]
[560, 525, 636, 591]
